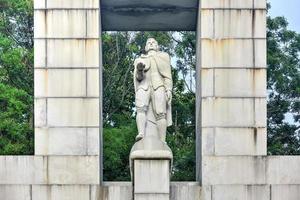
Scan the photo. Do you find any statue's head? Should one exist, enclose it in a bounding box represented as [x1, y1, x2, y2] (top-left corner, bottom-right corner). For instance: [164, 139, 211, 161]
[145, 38, 159, 53]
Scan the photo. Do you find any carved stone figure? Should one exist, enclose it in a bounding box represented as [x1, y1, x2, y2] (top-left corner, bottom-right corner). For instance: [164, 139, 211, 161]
[134, 38, 173, 142]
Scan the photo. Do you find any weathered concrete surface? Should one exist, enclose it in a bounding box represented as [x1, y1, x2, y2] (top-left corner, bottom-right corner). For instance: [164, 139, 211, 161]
[94, 182, 201, 200]
[0, 156, 47, 184]
[35, 10, 99, 38]
[212, 185, 270, 200]
[134, 160, 169, 194]
[267, 156, 300, 184]
[32, 185, 90, 200]
[170, 182, 201, 200]
[201, 0, 253, 9]
[35, 69, 86, 97]
[35, 128, 99, 155]
[271, 185, 300, 200]
[46, 40, 99, 68]
[47, 98, 99, 127]
[202, 98, 266, 127]
[0, 185, 31, 200]
[47, 156, 99, 184]
[46, 0, 99, 9]
[203, 156, 266, 185]
[202, 128, 267, 156]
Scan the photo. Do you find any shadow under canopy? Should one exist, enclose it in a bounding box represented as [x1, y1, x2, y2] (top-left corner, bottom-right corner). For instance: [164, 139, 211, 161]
[101, 0, 199, 31]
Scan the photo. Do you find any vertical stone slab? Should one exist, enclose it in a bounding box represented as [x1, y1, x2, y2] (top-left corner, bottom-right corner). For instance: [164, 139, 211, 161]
[34, 0, 101, 184]
[134, 160, 170, 200]
[130, 137, 173, 200]
[199, 0, 267, 196]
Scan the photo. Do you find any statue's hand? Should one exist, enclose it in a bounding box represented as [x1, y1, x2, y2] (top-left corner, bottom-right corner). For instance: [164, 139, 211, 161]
[136, 63, 145, 82]
[137, 63, 145, 71]
[166, 90, 172, 103]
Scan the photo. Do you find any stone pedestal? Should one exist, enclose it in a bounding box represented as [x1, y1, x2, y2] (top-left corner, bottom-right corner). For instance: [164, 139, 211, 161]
[130, 135, 172, 200]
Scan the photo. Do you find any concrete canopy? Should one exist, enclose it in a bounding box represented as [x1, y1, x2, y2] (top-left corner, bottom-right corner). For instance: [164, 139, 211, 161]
[101, 0, 199, 31]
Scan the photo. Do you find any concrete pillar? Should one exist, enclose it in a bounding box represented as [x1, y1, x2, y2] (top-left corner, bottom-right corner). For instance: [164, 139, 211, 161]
[199, 0, 268, 198]
[34, 0, 101, 184]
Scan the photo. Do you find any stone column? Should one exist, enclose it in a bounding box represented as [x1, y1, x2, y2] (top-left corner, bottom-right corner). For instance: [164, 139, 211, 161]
[200, 0, 268, 198]
[34, 0, 100, 184]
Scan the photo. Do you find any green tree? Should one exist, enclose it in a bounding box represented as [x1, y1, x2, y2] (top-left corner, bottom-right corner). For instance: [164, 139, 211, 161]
[267, 14, 300, 155]
[0, 0, 34, 155]
[0, 83, 33, 155]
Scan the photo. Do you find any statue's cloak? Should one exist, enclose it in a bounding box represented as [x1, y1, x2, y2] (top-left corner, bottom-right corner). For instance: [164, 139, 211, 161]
[134, 51, 173, 127]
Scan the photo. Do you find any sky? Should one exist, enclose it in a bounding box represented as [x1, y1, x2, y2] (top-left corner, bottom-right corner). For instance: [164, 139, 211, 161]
[268, 0, 300, 32]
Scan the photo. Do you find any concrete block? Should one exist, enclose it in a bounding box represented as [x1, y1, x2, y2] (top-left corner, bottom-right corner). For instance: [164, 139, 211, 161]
[201, 10, 214, 38]
[85, 40, 100, 67]
[214, 128, 267, 156]
[34, 39, 46, 67]
[214, 69, 266, 97]
[214, 10, 252, 38]
[134, 160, 169, 193]
[212, 185, 270, 200]
[97, 183, 132, 200]
[267, 156, 300, 184]
[271, 185, 300, 200]
[47, 98, 99, 127]
[203, 156, 266, 184]
[201, 0, 253, 9]
[87, 69, 99, 97]
[34, 0, 46, 9]
[46, 10, 86, 38]
[201, 69, 214, 97]
[255, 98, 267, 127]
[48, 156, 99, 184]
[170, 182, 201, 200]
[95, 182, 203, 200]
[35, 69, 86, 97]
[34, 98, 47, 127]
[255, 39, 267, 68]
[0, 156, 47, 184]
[254, 10, 267, 38]
[32, 185, 90, 200]
[0, 185, 31, 200]
[201, 185, 212, 200]
[34, 11, 46, 38]
[35, 128, 88, 155]
[135, 194, 169, 200]
[202, 98, 254, 127]
[87, 10, 99, 38]
[87, 128, 100, 155]
[201, 39, 253, 68]
[47, 0, 98, 9]
[254, 0, 267, 9]
[47, 40, 99, 68]
[202, 128, 215, 155]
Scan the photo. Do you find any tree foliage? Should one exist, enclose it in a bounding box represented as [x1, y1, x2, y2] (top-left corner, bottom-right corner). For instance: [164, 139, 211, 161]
[267, 14, 300, 155]
[0, 0, 34, 155]
[0, 83, 33, 155]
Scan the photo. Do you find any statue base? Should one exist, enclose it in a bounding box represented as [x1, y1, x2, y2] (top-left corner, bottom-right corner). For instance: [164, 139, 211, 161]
[130, 125, 173, 200]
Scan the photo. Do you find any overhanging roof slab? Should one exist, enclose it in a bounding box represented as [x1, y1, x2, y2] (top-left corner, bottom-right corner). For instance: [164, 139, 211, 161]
[101, 0, 199, 31]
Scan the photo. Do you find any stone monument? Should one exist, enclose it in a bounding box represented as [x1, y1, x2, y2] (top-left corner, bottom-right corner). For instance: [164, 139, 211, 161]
[134, 38, 173, 142]
[130, 38, 173, 200]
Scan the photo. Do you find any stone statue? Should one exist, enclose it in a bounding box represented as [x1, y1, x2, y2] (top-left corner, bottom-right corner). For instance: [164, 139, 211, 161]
[134, 38, 173, 142]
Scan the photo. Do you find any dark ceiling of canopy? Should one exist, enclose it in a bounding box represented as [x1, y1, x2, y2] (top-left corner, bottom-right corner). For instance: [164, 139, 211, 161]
[101, 0, 199, 31]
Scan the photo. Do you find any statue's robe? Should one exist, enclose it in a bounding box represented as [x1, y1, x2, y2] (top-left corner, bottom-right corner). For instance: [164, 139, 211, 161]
[134, 51, 173, 126]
